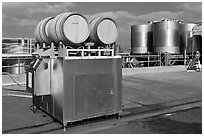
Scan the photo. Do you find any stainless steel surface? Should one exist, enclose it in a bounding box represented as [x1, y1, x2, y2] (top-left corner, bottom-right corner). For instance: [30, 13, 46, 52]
[153, 47, 180, 54]
[28, 57, 122, 124]
[34, 58, 51, 96]
[50, 58, 64, 121]
[192, 35, 202, 53]
[131, 24, 152, 54]
[2, 54, 32, 57]
[2, 59, 25, 75]
[153, 20, 180, 53]
[75, 73, 114, 118]
[34, 17, 54, 44]
[192, 24, 202, 35]
[180, 23, 197, 53]
[89, 17, 118, 45]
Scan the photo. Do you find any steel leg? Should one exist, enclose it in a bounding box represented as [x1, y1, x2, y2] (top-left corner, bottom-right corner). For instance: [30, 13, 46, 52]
[33, 105, 37, 113]
[116, 113, 120, 119]
[63, 123, 66, 131]
[30, 105, 37, 113]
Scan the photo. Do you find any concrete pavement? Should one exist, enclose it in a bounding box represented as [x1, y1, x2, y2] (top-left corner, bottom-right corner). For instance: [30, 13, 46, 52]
[122, 71, 201, 108]
[90, 107, 202, 134]
[2, 70, 202, 133]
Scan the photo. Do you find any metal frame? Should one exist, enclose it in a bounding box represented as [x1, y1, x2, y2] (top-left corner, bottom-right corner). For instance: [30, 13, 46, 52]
[57, 43, 115, 57]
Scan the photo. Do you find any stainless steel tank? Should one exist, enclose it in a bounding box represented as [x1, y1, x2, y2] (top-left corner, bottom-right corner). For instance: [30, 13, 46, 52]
[3, 59, 24, 75]
[192, 35, 202, 53]
[34, 16, 54, 44]
[192, 24, 202, 53]
[180, 23, 197, 53]
[153, 19, 181, 53]
[3, 42, 26, 74]
[47, 12, 90, 45]
[131, 24, 152, 54]
[89, 17, 118, 45]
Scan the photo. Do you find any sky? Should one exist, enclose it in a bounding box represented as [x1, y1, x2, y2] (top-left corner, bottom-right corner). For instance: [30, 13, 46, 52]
[2, 2, 202, 50]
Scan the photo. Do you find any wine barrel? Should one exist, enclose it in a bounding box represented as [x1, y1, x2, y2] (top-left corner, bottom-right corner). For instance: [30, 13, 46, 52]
[89, 17, 118, 45]
[47, 12, 90, 45]
[34, 16, 54, 44]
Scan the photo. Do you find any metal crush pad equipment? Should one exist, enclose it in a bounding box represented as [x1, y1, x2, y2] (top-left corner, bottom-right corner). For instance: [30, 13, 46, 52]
[27, 44, 122, 129]
[27, 12, 122, 130]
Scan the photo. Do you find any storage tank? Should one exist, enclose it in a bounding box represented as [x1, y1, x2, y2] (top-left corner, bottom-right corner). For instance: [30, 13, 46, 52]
[131, 24, 152, 54]
[47, 12, 90, 45]
[180, 23, 197, 53]
[89, 17, 118, 45]
[192, 35, 202, 53]
[34, 16, 54, 44]
[6, 61, 24, 75]
[3, 39, 28, 74]
[2, 58, 25, 75]
[153, 19, 181, 53]
[192, 24, 202, 53]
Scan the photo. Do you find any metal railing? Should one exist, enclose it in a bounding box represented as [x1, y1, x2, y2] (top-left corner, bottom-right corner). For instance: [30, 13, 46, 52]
[120, 52, 200, 68]
[2, 38, 36, 74]
[2, 54, 34, 74]
[120, 53, 162, 68]
[2, 38, 36, 54]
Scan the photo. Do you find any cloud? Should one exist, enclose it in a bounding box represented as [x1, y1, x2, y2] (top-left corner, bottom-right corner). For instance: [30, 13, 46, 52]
[2, 13, 39, 28]
[128, 11, 183, 25]
[87, 8, 201, 31]
[28, 2, 75, 15]
[85, 12, 117, 21]
[85, 10, 183, 34]
[2, 2, 202, 49]
[115, 11, 137, 20]
[2, 2, 75, 22]
[18, 19, 40, 26]
[177, 3, 202, 12]
[85, 11, 136, 21]
[2, 2, 75, 33]
[86, 10, 183, 26]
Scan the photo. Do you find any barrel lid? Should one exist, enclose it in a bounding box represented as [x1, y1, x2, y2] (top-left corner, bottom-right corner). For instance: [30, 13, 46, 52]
[97, 18, 118, 44]
[62, 14, 90, 44]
